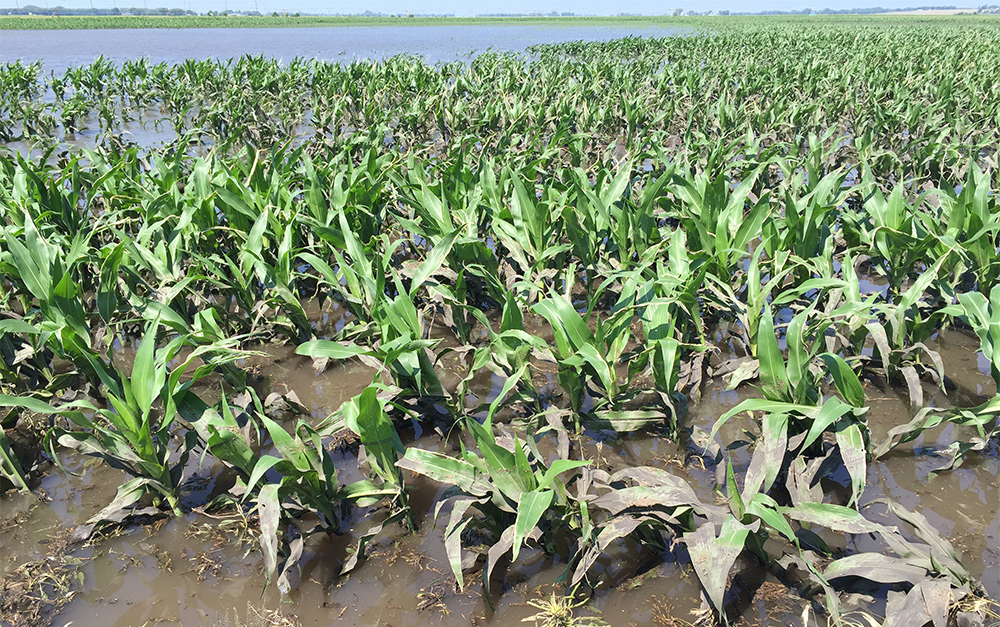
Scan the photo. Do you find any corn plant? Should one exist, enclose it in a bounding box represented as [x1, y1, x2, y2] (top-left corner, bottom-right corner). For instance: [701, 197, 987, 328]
[398, 415, 590, 597]
[243, 387, 407, 592]
[0, 428, 28, 492]
[0, 320, 245, 528]
[714, 304, 870, 507]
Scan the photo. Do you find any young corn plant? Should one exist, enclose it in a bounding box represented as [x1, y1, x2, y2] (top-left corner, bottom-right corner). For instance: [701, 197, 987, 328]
[397, 416, 590, 599]
[297, 229, 452, 400]
[714, 304, 871, 508]
[0, 320, 245, 532]
[531, 288, 672, 432]
[0, 217, 119, 394]
[491, 169, 571, 296]
[242, 386, 409, 593]
[927, 164, 1000, 293]
[0, 428, 28, 492]
[841, 169, 938, 301]
[872, 284, 1000, 473]
[670, 161, 772, 280]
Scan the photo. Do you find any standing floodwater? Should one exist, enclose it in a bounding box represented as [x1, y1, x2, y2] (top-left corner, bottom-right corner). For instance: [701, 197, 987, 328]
[0, 24, 689, 71]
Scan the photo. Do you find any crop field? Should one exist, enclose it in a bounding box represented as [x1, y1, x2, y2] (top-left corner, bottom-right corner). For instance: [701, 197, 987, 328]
[1, 17, 999, 627]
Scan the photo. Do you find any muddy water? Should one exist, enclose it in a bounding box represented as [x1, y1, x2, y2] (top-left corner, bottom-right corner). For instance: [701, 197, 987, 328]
[1, 322, 998, 626]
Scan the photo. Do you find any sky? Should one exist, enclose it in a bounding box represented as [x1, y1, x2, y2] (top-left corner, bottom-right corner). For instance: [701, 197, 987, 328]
[16, 0, 973, 16]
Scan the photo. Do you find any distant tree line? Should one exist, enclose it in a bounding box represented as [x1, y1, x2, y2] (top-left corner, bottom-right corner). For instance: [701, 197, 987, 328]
[730, 5, 977, 13]
[321, 10, 455, 16]
[0, 7, 463, 16]
[4, 5, 194, 15]
[477, 11, 577, 16]
[3, 5, 993, 17]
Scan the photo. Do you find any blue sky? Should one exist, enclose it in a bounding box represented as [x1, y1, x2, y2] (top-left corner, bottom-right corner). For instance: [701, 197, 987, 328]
[27, 0, 971, 16]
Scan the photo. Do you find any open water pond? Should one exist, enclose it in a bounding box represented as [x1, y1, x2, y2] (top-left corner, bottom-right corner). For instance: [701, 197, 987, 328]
[0, 24, 690, 72]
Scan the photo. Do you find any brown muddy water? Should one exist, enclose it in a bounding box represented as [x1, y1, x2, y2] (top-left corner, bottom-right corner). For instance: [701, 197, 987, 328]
[1, 318, 998, 627]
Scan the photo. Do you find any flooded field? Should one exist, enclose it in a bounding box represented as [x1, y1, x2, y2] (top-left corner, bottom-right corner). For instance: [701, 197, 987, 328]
[2, 16, 999, 627]
[0, 24, 689, 72]
[2, 324, 997, 626]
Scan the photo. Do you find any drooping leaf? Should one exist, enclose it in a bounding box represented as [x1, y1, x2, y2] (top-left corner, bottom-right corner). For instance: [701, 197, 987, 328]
[741, 412, 788, 503]
[295, 340, 370, 361]
[397, 448, 491, 497]
[782, 502, 882, 534]
[685, 518, 757, 616]
[256, 482, 282, 587]
[825, 553, 928, 585]
[572, 515, 646, 584]
[834, 422, 867, 507]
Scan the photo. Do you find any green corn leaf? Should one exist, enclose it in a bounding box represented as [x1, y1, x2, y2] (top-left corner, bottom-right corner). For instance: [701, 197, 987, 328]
[802, 397, 856, 450]
[511, 435, 536, 492]
[295, 340, 370, 361]
[486, 364, 528, 427]
[745, 493, 796, 542]
[5, 218, 51, 301]
[532, 292, 594, 358]
[131, 321, 162, 419]
[757, 303, 787, 401]
[246, 455, 283, 498]
[260, 414, 309, 472]
[0, 320, 40, 335]
[711, 398, 821, 443]
[241, 207, 269, 276]
[819, 353, 866, 408]
[511, 489, 553, 562]
[536, 459, 590, 492]
[0, 429, 29, 492]
[466, 417, 523, 503]
[97, 243, 125, 323]
[408, 230, 458, 296]
[725, 458, 745, 519]
[0, 393, 69, 415]
[784, 309, 810, 391]
[354, 386, 403, 486]
[958, 284, 1000, 388]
